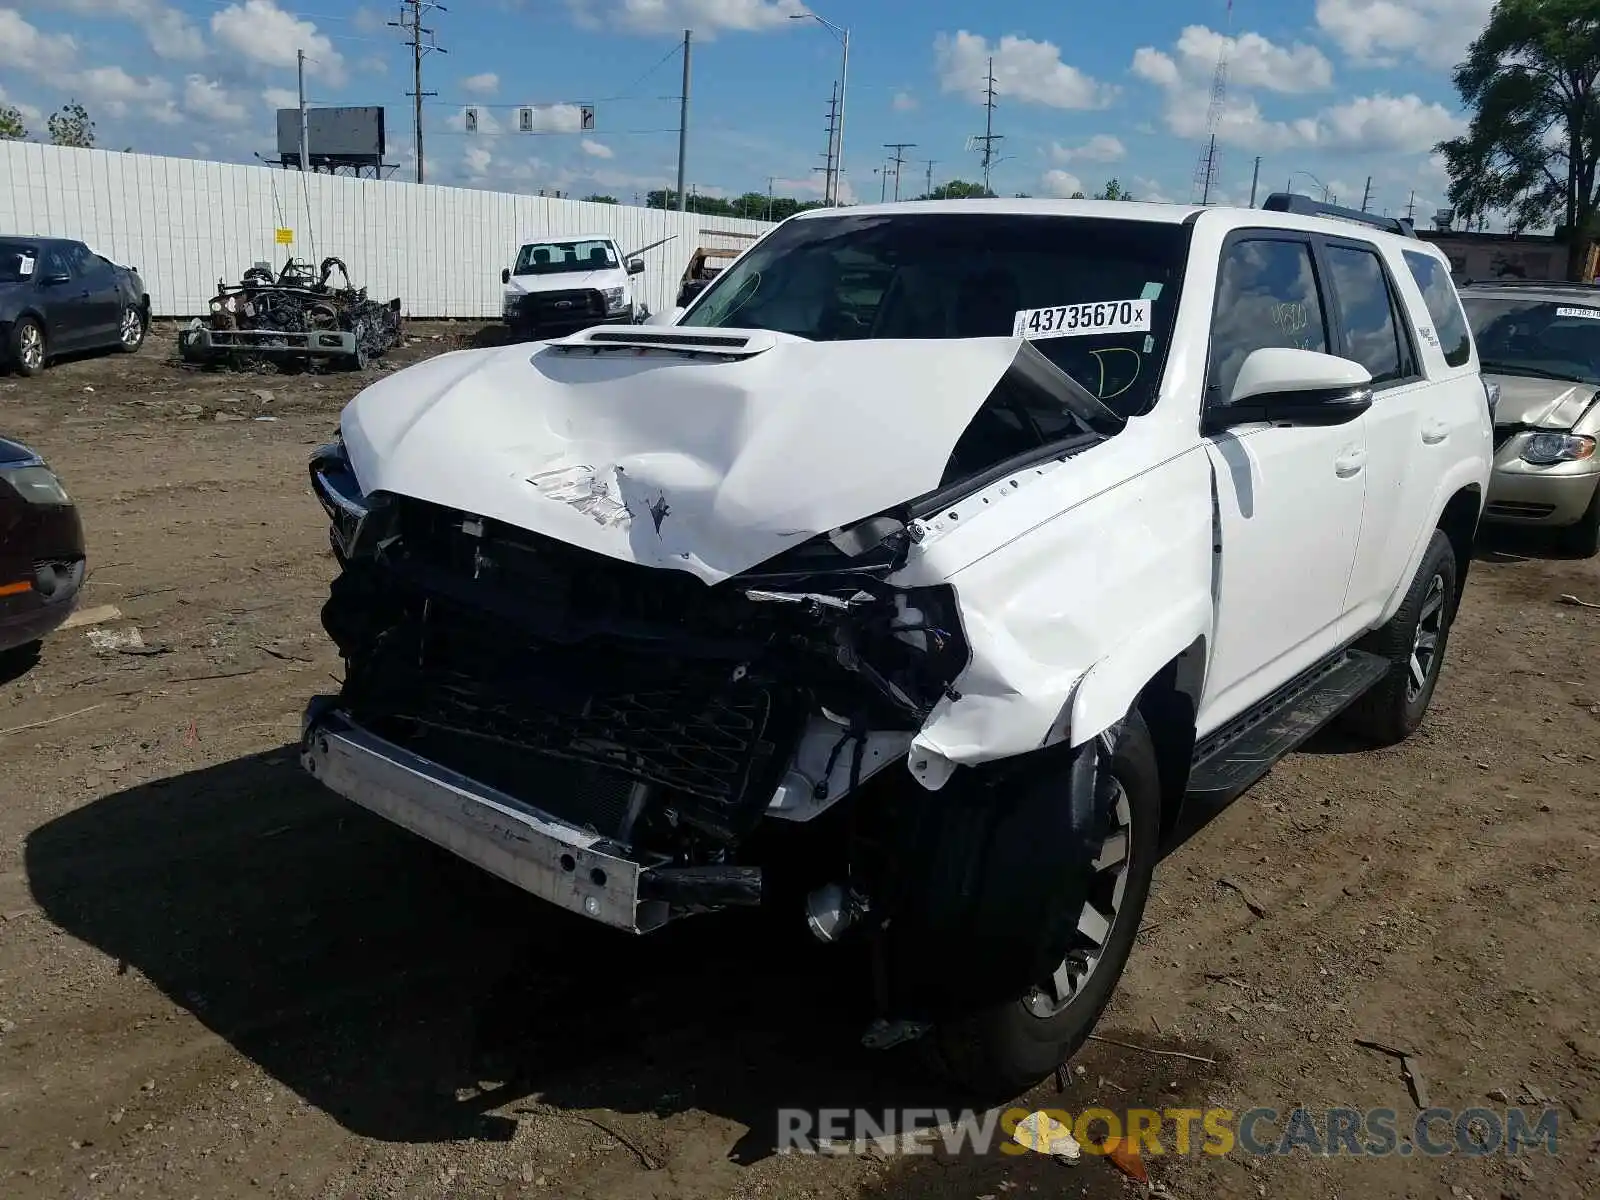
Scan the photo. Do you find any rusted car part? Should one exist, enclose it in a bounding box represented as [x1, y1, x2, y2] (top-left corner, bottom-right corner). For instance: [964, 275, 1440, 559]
[676, 230, 759, 307]
[178, 257, 403, 371]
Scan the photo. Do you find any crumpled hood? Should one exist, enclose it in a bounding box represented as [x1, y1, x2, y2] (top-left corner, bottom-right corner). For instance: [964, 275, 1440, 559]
[504, 269, 621, 296]
[338, 332, 1028, 584]
[1487, 374, 1600, 429]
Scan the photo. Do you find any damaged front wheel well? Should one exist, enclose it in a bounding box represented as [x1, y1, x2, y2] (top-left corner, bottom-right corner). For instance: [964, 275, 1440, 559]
[1134, 640, 1203, 839]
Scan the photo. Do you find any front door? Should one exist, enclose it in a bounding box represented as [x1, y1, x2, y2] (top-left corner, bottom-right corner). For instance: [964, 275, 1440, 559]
[36, 244, 92, 351]
[1197, 234, 1369, 735]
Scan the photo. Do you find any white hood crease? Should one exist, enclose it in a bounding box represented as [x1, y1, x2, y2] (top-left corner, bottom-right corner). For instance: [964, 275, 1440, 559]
[339, 332, 1031, 584]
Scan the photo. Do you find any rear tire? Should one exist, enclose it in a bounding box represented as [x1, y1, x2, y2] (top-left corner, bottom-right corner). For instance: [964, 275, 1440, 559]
[117, 304, 147, 353]
[9, 316, 46, 376]
[1558, 486, 1600, 558]
[915, 714, 1163, 1098]
[1338, 529, 1458, 746]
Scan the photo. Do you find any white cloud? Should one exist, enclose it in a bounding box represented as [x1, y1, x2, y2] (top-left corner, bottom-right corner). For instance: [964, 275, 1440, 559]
[262, 86, 297, 110]
[352, 5, 386, 34]
[74, 65, 174, 119]
[1132, 176, 1175, 204]
[360, 54, 387, 75]
[183, 75, 247, 123]
[1172, 24, 1334, 94]
[936, 30, 1115, 109]
[1051, 134, 1126, 164]
[570, 0, 808, 35]
[12, 1, 204, 61]
[581, 137, 614, 158]
[1040, 168, 1085, 197]
[1314, 93, 1464, 153]
[0, 84, 44, 127]
[0, 10, 78, 75]
[464, 143, 492, 178]
[146, 99, 183, 125]
[892, 90, 918, 113]
[1315, 0, 1493, 71]
[462, 71, 499, 96]
[211, 1, 345, 84]
[525, 103, 587, 132]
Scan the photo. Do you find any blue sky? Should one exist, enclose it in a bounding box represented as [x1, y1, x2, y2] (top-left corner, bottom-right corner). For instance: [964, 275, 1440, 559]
[0, 0, 1491, 220]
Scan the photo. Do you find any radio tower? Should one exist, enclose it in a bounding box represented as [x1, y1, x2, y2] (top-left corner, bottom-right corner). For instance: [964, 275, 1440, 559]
[1190, 0, 1232, 205]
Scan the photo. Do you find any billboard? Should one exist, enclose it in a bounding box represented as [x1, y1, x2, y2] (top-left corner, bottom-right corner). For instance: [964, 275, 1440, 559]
[275, 106, 385, 162]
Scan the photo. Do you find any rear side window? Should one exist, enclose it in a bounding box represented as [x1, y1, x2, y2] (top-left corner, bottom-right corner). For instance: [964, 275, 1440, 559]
[1208, 237, 1329, 403]
[1402, 250, 1473, 367]
[1324, 244, 1410, 385]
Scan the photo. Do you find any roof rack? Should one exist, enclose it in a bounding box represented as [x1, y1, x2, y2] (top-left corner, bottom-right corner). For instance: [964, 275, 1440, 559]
[1458, 277, 1600, 289]
[1261, 192, 1418, 239]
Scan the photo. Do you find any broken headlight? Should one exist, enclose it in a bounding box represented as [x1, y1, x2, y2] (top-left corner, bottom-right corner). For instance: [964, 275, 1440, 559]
[0, 463, 71, 506]
[1521, 432, 1596, 465]
[309, 439, 392, 560]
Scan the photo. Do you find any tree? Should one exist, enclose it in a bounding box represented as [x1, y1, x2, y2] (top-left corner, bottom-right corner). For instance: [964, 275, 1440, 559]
[0, 104, 27, 141]
[923, 179, 995, 200]
[1437, 0, 1600, 279]
[1095, 178, 1135, 201]
[47, 100, 95, 148]
[582, 194, 619, 203]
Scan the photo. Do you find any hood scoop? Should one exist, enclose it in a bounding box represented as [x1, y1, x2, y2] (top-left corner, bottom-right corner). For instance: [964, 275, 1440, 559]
[545, 325, 781, 360]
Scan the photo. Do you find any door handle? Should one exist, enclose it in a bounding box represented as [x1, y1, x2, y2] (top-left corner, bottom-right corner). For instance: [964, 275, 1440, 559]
[1421, 419, 1450, 445]
[1334, 448, 1366, 477]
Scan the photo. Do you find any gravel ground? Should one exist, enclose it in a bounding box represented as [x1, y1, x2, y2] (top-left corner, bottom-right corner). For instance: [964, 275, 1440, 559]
[0, 324, 1596, 1200]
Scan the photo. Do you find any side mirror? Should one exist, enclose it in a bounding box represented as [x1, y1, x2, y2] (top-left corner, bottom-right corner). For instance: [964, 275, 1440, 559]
[1205, 347, 1373, 431]
[626, 257, 645, 275]
[500, 267, 510, 285]
[42, 272, 71, 286]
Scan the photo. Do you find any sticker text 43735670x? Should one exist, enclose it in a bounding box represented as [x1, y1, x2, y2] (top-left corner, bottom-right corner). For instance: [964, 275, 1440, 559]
[1013, 299, 1152, 341]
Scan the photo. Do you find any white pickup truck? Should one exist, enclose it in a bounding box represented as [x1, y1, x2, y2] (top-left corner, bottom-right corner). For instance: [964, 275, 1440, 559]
[498, 233, 647, 340]
[302, 194, 1493, 1095]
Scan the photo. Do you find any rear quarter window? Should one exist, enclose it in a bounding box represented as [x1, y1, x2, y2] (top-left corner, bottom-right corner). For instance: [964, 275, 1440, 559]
[1402, 249, 1474, 368]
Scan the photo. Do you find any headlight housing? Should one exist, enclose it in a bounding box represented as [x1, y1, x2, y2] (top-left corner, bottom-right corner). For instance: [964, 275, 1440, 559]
[602, 286, 627, 313]
[1, 464, 71, 506]
[1521, 432, 1596, 465]
[309, 439, 393, 560]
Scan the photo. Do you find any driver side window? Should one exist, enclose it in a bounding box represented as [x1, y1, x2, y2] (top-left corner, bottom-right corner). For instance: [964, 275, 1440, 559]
[42, 245, 73, 279]
[1207, 237, 1329, 405]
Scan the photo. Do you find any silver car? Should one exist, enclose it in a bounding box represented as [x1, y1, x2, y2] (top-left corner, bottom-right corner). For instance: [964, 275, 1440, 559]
[1461, 281, 1600, 555]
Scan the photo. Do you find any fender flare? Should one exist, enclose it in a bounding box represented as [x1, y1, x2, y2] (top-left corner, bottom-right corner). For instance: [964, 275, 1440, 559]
[1054, 591, 1212, 749]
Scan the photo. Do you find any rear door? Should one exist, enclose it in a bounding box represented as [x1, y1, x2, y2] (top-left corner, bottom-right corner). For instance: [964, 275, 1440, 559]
[1316, 234, 1434, 619]
[74, 245, 125, 344]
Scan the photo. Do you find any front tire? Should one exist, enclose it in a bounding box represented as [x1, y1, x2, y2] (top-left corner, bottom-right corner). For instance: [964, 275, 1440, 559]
[1338, 529, 1458, 746]
[910, 714, 1163, 1098]
[9, 316, 46, 376]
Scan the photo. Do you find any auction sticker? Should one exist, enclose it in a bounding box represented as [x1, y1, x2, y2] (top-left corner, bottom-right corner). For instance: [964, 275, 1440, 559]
[1556, 306, 1600, 320]
[1013, 299, 1151, 340]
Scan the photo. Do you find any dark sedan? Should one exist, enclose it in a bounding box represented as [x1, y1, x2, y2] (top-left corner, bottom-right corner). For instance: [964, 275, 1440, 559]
[0, 437, 85, 657]
[1, 237, 150, 376]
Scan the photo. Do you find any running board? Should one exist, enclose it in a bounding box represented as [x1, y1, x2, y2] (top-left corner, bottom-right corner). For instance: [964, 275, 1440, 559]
[1186, 649, 1390, 804]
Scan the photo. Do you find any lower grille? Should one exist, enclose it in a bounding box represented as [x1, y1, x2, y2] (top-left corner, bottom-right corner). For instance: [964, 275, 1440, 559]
[1485, 500, 1556, 519]
[511, 288, 606, 328]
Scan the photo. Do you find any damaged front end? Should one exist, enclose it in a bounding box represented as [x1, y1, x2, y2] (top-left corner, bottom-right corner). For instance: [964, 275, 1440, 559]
[302, 438, 972, 932]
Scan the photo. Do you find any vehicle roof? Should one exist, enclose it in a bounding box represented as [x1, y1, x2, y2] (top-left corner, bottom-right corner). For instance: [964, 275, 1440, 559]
[1457, 281, 1600, 303]
[518, 233, 619, 245]
[789, 197, 1437, 253]
[0, 235, 79, 247]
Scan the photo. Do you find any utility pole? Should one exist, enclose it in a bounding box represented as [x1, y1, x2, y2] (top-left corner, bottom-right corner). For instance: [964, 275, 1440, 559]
[819, 82, 839, 204]
[884, 142, 915, 202]
[1199, 135, 1218, 205]
[924, 159, 937, 199]
[389, 0, 445, 184]
[1248, 155, 1261, 207]
[878, 162, 889, 203]
[1405, 189, 1417, 221]
[675, 29, 691, 213]
[1360, 175, 1373, 212]
[974, 56, 1003, 196]
[766, 175, 775, 221]
[296, 48, 310, 172]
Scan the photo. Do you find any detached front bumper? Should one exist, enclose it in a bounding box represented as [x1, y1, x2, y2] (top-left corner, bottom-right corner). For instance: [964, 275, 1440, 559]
[300, 702, 762, 932]
[179, 325, 360, 362]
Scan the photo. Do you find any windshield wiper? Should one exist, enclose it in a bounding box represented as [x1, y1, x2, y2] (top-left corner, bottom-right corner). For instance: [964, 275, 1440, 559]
[1480, 360, 1594, 384]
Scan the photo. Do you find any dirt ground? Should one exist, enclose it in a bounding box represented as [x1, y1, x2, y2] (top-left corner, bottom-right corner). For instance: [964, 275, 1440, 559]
[1, 323, 1598, 1200]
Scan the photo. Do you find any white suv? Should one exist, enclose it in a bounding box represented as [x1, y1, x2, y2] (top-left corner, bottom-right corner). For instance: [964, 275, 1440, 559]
[302, 194, 1493, 1096]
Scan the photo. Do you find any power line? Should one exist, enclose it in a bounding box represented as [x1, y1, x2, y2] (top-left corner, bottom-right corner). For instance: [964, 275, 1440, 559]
[389, 0, 447, 184]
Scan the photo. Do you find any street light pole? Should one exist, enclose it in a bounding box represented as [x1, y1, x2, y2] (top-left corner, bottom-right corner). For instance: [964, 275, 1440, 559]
[793, 11, 850, 205]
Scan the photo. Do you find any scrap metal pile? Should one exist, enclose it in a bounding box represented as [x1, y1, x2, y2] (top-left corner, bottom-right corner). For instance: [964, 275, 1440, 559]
[179, 256, 403, 371]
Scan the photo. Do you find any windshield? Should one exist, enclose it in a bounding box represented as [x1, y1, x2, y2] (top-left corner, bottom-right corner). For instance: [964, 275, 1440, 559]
[0, 241, 40, 284]
[513, 239, 618, 276]
[1463, 295, 1600, 387]
[678, 212, 1190, 418]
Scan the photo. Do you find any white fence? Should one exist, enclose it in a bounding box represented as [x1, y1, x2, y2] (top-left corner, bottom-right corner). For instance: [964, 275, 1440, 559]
[0, 141, 774, 319]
